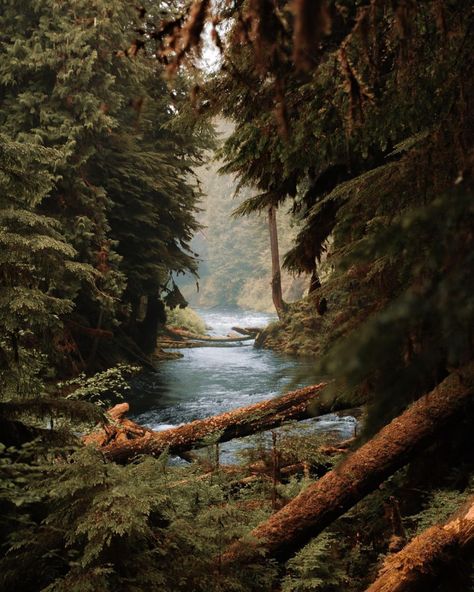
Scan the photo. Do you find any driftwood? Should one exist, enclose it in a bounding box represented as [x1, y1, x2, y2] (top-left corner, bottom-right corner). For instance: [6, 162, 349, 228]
[88, 383, 342, 463]
[158, 326, 255, 349]
[231, 326, 261, 337]
[366, 497, 474, 592]
[182, 335, 254, 343]
[163, 327, 253, 342]
[158, 340, 254, 349]
[223, 363, 474, 563]
[83, 403, 154, 447]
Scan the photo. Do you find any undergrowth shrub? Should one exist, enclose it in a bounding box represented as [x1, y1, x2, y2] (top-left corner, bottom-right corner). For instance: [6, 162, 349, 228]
[165, 307, 207, 336]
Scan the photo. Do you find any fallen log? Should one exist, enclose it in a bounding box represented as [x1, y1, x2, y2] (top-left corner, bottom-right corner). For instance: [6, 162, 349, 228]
[108, 402, 130, 421]
[163, 327, 253, 342]
[83, 403, 153, 447]
[99, 383, 339, 463]
[223, 362, 474, 563]
[158, 340, 254, 349]
[178, 335, 254, 343]
[231, 327, 261, 337]
[366, 497, 474, 592]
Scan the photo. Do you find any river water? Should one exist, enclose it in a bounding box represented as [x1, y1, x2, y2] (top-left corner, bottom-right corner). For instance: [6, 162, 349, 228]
[128, 307, 356, 461]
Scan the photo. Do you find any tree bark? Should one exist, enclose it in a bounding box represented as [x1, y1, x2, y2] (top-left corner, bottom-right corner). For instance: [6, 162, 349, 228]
[365, 497, 474, 592]
[83, 403, 154, 447]
[162, 329, 255, 342]
[86, 308, 104, 370]
[223, 363, 474, 563]
[97, 383, 336, 463]
[308, 268, 321, 294]
[268, 205, 286, 319]
[231, 327, 261, 337]
[138, 294, 166, 354]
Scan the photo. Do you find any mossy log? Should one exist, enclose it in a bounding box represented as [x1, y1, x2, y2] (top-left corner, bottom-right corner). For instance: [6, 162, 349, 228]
[223, 363, 474, 563]
[181, 335, 254, 343]
[163, 327, 253, 342]
[91, 383, 337, 463]
[366, 497, 474, 592]
[158, 340, 254, 349]
[231, 326, 261, 336]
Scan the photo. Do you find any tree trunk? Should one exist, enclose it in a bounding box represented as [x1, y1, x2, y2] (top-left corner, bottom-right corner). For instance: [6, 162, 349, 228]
[268, 205, 286, 319]
[97, 383, 338, 463]
[308, 268, 321, 294]
[138, 294, 166, 354]
[162, 328, 254, 342]
[365, 497, 474, 592]
[223, 363, 474, 563]
[86, 308, 104, 370]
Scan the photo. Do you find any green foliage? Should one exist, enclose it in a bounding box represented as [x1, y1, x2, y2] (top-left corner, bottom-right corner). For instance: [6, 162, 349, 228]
[213, 0, 474, 431]
[0, 447, 275, 592]
[60, 364, 141, 408]
[165, 306, 207, 336]
[0, 0, 211, 370]
[409, 486, 474, 535]
[180, 124, 308, 311]
[196, 2, 474, 588]
[1, 2, 473, 591]
[282, 533, 346, 592]
[0, 133, 84, 396]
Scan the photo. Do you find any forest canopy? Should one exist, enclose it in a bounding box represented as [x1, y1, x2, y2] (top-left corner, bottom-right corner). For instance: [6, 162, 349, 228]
[1, 1, 473, 591]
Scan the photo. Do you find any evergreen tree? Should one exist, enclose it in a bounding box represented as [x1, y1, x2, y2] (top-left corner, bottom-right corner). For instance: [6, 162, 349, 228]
[1, 2, 473, 591]
[202, 0, 474, 427]
[0, 133, 82, 396]
[0, 0, 210, 366]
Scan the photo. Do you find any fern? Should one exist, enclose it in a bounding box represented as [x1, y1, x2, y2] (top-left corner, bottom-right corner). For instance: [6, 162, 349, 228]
[282, 533, 346, 591]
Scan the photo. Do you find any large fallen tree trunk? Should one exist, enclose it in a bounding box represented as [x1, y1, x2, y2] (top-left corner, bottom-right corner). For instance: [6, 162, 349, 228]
[97, 383, 337, 463]
[223, 363, 474, 563]
[366, 497, 474, 592]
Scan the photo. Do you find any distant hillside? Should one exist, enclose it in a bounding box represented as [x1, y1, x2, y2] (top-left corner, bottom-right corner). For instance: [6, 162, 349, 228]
[178, 121, 308, 312]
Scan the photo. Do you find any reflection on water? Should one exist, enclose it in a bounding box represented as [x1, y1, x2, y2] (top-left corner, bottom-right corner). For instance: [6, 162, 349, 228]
[128, 307, 356, 460]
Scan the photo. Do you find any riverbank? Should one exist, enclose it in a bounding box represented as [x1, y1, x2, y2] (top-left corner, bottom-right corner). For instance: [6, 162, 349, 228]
[126, 307, 356, 463]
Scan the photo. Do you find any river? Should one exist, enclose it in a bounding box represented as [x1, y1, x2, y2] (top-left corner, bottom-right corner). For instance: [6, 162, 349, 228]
[128, 307, 356, 461]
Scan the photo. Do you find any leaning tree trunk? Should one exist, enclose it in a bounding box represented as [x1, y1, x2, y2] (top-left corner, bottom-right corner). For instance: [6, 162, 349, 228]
[94, 383, 342, 463]
[365, 497, 474, 592]
[268, 205, 286, 319]
[308, 268, 321, 294]
[223, 363, 474, 563]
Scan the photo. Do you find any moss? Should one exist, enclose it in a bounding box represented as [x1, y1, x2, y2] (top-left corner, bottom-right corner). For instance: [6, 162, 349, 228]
[256, 265, 383, 360]
[165, 306, 207, 336]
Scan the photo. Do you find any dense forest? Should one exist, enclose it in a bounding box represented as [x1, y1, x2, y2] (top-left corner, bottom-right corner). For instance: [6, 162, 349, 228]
[180, 119, 308, 311]
[1, 1, 473, 592]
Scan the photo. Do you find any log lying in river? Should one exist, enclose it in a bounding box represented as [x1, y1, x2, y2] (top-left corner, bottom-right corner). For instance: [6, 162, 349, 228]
[90, 382, 343, 463]
[163, 327, 253, 342]
[222, 363, 474, 563]
[158, 339, 254, 349]
[184, 335, 255, 343]
[158, 328, 256, 349]
[366, 497, 474, 592]
[231, 326, 261, 337]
